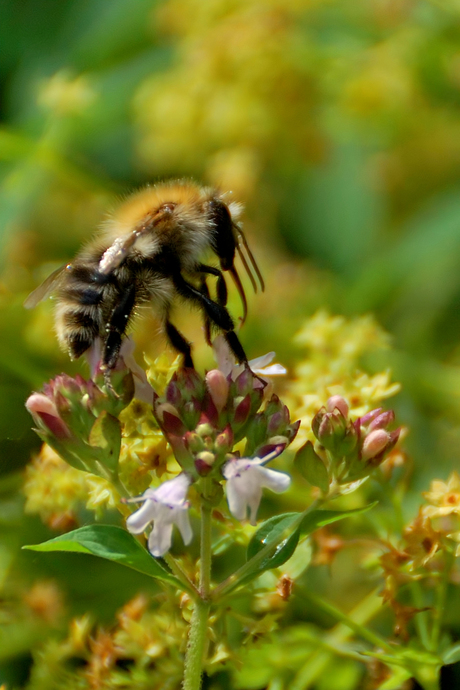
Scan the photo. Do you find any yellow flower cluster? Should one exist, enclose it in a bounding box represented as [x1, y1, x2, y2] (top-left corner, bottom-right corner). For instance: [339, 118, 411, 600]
[23, 445, 88, 530]
[26, 595, 187, 690]
[287, 310, 401, 447]
[134, 0, 321, 199]
[421, 472, 460, 556]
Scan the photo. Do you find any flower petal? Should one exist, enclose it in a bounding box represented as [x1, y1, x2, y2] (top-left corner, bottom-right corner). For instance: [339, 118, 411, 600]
[148, 520, 174, 557]
[126, 500, 158, 534]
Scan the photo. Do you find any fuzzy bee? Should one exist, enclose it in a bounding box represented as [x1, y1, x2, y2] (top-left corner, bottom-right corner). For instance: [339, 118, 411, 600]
[25, 180, 264, 382]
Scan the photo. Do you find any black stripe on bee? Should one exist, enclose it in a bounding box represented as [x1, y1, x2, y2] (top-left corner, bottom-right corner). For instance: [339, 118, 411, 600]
[63, 310, 99, 332]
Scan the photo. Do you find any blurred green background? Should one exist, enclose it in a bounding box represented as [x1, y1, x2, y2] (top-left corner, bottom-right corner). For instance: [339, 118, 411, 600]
[2, 0, 460, 687]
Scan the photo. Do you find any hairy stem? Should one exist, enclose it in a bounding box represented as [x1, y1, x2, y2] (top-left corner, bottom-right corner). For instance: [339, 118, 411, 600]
[182, 485, 213, 689]
[182, 599, 211, 690]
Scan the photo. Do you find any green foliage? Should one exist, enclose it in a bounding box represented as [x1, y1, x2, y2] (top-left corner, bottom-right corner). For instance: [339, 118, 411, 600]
[23, 525, 183, 588]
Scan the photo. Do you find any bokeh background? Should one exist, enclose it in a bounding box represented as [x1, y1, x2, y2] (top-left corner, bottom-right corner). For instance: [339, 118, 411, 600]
[2, 0, 460, 687]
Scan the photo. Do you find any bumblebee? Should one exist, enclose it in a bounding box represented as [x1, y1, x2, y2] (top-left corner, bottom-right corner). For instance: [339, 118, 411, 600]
[25, 180, 263, 379]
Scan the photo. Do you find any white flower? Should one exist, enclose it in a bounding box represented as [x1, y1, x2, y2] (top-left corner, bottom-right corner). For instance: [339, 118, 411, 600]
[213, 335, 287, 380]
[86, 336, 154, 403]
[125, 474, 192, 557]
[223, 451, 291, 525]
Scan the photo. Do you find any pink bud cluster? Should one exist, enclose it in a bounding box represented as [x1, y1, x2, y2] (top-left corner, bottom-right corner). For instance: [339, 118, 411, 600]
[310, 396, 400, 487]
[154, 366, 299, 480]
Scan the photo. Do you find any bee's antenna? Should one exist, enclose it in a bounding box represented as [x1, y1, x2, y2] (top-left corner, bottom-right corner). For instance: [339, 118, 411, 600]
[229, 266, 248, 326]
[238, 229, 265, 292]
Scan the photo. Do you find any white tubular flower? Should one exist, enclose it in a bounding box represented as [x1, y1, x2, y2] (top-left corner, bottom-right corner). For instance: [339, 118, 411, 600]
[223, 452, 291, 525]
[213, 335, 287, 379]
[86, 336, 154, 403]
[125, 474, 192, 557]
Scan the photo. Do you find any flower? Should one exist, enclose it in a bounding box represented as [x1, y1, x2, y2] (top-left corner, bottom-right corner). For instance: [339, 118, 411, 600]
[223, 449, 291, 525]
[125, 474, 192, 557]
[213, 335, 287, 380]
[423, 472, 460, 519]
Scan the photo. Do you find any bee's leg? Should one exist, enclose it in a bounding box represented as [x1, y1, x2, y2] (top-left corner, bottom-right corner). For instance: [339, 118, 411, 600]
[173, 274, 248, 364]
[199, 276, 212, 346]
[165, 318, 194, 369]
[101, 285, 136, 387]
[198, 263, 228, 306]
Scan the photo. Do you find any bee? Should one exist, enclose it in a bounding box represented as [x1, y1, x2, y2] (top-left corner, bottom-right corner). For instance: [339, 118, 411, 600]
[25, 180, 264, 382]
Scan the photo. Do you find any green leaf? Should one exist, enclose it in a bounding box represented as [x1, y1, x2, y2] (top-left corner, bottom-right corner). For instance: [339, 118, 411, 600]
[295, 441, 329, 492]
[23, 525, 182, 588]
[89, 412, 121, 474]
[299, 502, 378, 536]
[246, 512, 300, 575]
[244, 503, 377, 584]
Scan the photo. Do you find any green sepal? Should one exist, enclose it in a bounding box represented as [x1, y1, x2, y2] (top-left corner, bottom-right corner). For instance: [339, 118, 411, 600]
[295, 441, 329, 493]
[23, 525, 183, 589]
[89, 411, 121, 475]
[38, 434, 89, 473]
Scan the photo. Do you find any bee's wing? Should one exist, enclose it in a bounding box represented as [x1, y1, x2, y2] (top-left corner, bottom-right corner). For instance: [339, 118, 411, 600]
[23, 264, 68, 309]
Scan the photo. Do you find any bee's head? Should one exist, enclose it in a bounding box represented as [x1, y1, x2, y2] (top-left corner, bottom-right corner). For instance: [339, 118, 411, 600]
[207, 198, 264, 325]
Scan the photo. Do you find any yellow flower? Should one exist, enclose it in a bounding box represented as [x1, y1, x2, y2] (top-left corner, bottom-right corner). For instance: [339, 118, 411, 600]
[23, 445, 88, 527]
[287, 311, 400, 447]
[423, 472, 460, 518]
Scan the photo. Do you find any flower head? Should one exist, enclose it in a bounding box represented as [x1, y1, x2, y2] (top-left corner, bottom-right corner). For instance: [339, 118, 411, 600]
[223, 449, 291, 525]
[125, 474, 192, 557]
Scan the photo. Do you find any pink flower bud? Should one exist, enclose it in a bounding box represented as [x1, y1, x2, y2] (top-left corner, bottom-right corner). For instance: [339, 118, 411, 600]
[26, 393, 71, 439]
[360, 408, 383, 426]
[368, 410, 395, 431]
[326, 396, 349, 418]
[205, 369, 229, 413]
[361, 429, 390, 461]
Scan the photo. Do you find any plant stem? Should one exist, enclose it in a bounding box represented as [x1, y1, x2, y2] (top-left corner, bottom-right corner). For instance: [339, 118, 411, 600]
[200, 502, 212, 597]
[290, 587, 387, 690]
[182, 599, 211, 690]
[411, 579, 431, 651]
[182, 486, 213, 690]
[431, 550, 453, 651]
[300, 588, 393, 653]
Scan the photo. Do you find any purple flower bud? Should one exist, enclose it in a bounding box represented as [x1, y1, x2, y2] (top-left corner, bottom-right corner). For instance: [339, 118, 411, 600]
[155, 402, 185, 435]
[194, 451, 216, 476]
[234, 394, 252, 425]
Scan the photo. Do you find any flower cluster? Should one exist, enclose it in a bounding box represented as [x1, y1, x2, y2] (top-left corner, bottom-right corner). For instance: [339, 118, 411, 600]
[288, 311, 401, 449]
[125, 363, 299, 555]
[296, 395, 400, 495]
